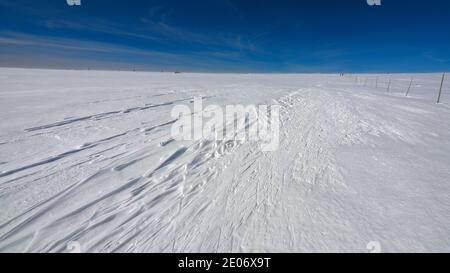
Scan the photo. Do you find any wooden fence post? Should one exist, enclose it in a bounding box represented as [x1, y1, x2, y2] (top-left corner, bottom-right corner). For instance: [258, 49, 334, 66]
[437, 72, 446, 104]
[405, 77, 413, 97]
[387, 76, 391, 92]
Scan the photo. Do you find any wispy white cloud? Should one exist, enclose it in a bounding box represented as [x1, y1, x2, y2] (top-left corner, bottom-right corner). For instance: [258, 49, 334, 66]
[138, 16, 260, 53]
[0, 1, 273, 71]
[0, 31, 169, 57]
[424, 51, 448, 63]
[38, 4, 259, 54]
[43, 18, 162, 43]
[0, 31, 272, 72]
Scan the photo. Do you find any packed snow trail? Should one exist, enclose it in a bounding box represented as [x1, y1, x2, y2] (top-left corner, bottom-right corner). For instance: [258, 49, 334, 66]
[1, 69, 450, 252]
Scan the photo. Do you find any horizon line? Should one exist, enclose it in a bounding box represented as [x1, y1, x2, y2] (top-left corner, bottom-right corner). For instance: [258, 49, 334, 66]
[1, 65, 448, 75]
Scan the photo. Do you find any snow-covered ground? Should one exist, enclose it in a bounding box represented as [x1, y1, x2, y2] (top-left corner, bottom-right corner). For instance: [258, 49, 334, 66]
[0, 68, 449, 253]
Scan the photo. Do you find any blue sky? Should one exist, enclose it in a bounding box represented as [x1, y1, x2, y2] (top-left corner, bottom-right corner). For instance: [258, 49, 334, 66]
[0, 0, 449, 72]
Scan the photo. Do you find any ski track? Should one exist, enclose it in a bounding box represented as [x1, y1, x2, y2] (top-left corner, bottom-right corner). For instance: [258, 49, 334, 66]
[1, 69, 450, 252]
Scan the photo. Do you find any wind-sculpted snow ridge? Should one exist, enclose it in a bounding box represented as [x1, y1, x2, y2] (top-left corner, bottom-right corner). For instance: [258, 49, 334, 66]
[0, 68, 450, 252]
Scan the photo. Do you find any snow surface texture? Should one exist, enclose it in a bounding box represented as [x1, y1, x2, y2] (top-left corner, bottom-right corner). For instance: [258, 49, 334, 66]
[0, 68, 449, 253]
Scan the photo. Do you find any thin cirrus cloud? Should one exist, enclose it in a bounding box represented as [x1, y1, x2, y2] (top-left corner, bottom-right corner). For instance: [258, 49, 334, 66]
[0, 31, 270, 72]
[28, 17, 262, 71]
[42, 16, 260, 54]
[0, 31, 170, 56]
[0, 0, 264, 71]
[0, 0, 336, 72]
[2, 0, 449, 72]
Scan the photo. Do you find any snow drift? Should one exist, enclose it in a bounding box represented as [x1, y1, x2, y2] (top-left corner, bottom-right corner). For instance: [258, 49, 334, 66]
[0, 68, 449, 252]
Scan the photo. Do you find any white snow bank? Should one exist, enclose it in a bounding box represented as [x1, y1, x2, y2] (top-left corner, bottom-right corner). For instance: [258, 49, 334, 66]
[0, 68, 449, 252]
